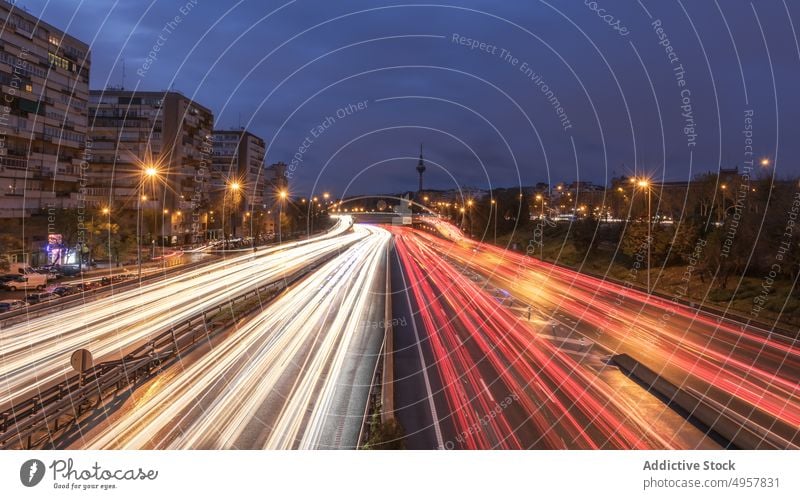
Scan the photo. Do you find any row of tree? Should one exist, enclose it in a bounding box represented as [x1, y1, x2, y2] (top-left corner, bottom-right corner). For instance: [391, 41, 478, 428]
[451, 172, 800, 292]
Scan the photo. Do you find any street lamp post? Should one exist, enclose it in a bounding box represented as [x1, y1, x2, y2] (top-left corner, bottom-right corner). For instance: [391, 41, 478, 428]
[536, 194, 544, 260]
[636, 179, 652, 294]
[311, 196, 318, 234]
[279, 190, 288, 242]
[467, 199, 474, 237]
[720, 184, 728, 223]
[491, 199, 497, 244]
[229, 181, 241, 242]
[137, 194, 143, 280]
[138, 167, 158, 280]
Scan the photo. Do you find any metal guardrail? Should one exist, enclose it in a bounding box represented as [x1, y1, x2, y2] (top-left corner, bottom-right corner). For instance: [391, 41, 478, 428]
[0, 245, 349, 450]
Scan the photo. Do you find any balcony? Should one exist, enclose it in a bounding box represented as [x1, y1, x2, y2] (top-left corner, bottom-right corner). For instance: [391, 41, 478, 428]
[0, 155, 29, 170]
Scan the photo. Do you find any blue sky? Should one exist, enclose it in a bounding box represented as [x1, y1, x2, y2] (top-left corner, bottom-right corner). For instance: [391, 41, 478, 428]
[18, 0, 800, 197]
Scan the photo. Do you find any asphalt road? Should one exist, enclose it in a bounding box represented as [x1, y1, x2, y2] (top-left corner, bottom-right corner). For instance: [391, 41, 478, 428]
[71, 224, 390, 449]
[413, 220, 799, 449]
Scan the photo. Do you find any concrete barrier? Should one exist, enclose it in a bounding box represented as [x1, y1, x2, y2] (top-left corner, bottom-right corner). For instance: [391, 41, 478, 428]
[381, 238, 395, 423]
[612, 353, 793, 449]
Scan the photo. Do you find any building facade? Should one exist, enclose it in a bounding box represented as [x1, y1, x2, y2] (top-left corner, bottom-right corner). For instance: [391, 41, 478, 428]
[210, 129, 267, 239]
[88, 89, 213, 244]
[211, 129, 266, 209]
[0, 0, 90, 219]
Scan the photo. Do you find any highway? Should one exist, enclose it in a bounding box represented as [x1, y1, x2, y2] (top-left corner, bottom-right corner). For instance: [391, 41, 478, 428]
[413, 218, 800, 449]
[75, 224, 391, 449]
[0, 217, 355, 410]
[390, 226, 680, 449]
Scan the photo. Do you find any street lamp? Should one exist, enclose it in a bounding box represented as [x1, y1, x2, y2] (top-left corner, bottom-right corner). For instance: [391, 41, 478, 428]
[467, 199, 474, 236]
[536, 194, 545, 259]
[720, 184, 728, 222]
[279, 189, 288, 241]
[228, 181, 241, 240]
[138, 166, 159, 280]
[634, 177, 652, 293]
[490, 199, 497, 244]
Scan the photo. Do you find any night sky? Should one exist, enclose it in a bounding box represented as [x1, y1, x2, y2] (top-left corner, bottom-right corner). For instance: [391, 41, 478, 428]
[22, 0, 800, 198]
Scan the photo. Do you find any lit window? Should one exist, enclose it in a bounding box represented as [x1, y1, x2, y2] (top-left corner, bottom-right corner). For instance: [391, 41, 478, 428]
[48, 52, 71, 71]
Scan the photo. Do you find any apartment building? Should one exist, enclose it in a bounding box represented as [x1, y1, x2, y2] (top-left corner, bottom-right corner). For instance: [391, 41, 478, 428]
[209, 129, 268, 239]
[88, 89, 213, 244]
[211, 129, 266, 208]
[0, 0, 90, 218]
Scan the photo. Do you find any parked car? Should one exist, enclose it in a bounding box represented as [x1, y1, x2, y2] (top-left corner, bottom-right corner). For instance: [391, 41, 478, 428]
[59, 264, 83, 277]
[75, 281, 99, 292]
[0, 299, 25, 312]
[0, 274, 25, 284]
[33, 269, 59, 280]
[49, 285, 77, 297]
[26, 292, 58, 305]
[39, 265, 64, 278]
[2, 274, 47, 291]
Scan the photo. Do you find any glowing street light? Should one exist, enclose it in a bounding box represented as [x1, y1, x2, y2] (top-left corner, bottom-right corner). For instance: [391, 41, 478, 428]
[137, 165, 161, 280]
[227, 181, 244, 239]
[632, 176, 652, 293]
[490, 198, 498, 244]
[760, 158, 771, 167]
[278, 190, 288, 241]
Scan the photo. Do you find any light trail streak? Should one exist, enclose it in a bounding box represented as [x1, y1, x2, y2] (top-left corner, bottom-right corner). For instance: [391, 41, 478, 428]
[80, 224, 390, 449]
[0, 217, 356, 409]
[415, 218, 800, 447]
[391, 226, 656, 449]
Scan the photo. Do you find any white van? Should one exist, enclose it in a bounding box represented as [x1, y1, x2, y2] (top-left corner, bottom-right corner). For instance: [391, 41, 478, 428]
[2, 274, 47, 291]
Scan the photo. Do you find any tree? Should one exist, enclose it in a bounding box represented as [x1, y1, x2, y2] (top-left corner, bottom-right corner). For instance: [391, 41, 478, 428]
[570, 215, 599, 255]
[363, 414, 405, 450]
[0, 234, 23, 271]
[670, 219, 703, 265]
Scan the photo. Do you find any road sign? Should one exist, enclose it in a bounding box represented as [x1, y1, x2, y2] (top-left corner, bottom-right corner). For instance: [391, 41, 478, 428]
[70, 349, 93, 373]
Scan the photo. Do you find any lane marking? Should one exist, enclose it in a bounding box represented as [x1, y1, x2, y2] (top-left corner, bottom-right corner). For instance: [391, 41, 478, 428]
[479, 377, 495, 403]
[395, 251, 445, 450]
